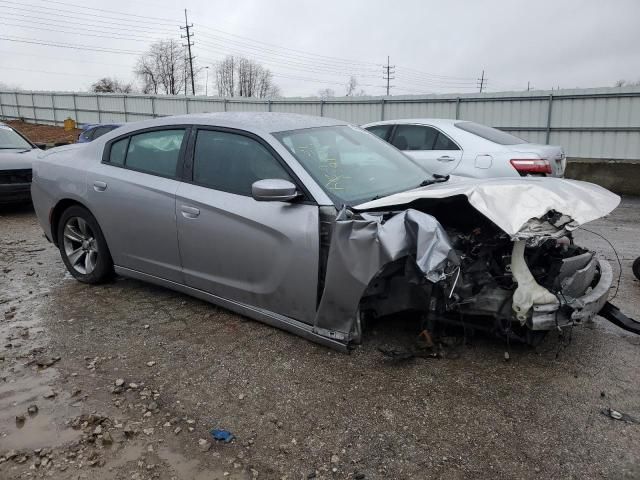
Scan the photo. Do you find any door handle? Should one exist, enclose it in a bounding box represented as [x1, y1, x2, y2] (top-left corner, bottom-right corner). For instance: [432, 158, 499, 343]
[437, 156, 455, 162]
[181, 206, 200, 218]
[93, 181, 107, 191]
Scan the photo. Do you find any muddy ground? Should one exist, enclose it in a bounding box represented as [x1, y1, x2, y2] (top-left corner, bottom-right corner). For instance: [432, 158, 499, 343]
[5, 121, 81, 145]
[1, 199, 639, 480]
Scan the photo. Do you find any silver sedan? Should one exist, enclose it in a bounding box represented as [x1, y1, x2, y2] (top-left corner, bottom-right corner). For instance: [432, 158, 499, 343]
[362, 118, 566, 178]
[31, 113, 631, 350]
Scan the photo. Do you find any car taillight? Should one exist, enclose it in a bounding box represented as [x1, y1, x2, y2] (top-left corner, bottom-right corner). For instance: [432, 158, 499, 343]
[509, 158, 552, 175]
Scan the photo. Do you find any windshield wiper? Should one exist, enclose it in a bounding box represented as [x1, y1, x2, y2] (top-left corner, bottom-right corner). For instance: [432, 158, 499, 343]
[419, 174, 450, 187]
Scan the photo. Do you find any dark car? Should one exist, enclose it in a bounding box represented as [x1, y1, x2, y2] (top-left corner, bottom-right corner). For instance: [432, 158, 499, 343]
[0, 122, 41, 205]
[78, 123, 124, 143]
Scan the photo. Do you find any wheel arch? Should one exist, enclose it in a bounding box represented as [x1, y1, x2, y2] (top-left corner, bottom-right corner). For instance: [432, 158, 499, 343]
[50, 198, 92, 246]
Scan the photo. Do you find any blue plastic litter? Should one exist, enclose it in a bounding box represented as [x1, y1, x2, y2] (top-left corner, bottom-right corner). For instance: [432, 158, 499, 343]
[210, 428, 234, 443]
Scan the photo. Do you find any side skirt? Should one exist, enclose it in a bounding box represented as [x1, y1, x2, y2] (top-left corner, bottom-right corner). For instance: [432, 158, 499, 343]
[114, 266, 349, 352]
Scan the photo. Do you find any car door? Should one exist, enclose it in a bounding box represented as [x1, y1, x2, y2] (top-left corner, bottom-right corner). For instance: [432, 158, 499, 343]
[390, 124, 463, 175]
[88, 127, 188, 283]
[176, 127, 319, 324]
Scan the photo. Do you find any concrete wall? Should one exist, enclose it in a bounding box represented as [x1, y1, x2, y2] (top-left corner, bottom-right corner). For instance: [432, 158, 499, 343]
[565, 159, 640, 196]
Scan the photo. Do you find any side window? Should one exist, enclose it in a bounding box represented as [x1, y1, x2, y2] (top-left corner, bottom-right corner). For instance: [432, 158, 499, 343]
[392, 125, 438, 151]
[365, 125, 392, 141]
[434, 132, 460, 151]
[108, 137, 128, 166]
[83, 128, 96, 141]
[193, 130, 294, 197]
[125, 129, 185, 177]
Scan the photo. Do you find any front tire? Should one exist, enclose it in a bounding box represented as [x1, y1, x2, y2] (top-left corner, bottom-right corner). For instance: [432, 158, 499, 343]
[57, 205, 113, 284]
[633, 257, 640, 281]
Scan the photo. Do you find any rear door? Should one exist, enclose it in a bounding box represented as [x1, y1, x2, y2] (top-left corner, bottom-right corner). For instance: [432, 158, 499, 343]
[390, 124, 463, 175]
[176, 127, 319, 324]
[88, 127, 188, 283]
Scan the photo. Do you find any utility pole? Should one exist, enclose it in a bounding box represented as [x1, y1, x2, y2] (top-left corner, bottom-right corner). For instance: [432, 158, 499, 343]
[527, 81, 530, 91]
[382, 56, 395, 96]
[477, 70, 486, 93]
[180, 9, 196, 95]
[205, 66, 209, 96]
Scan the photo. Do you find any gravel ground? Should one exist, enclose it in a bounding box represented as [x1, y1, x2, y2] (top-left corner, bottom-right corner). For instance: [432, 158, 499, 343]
[1, 198, 639, 480]
[5, 121, 81, 145]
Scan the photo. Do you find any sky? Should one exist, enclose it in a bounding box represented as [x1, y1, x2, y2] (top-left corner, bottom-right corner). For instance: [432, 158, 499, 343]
[1, 0, 639, 97]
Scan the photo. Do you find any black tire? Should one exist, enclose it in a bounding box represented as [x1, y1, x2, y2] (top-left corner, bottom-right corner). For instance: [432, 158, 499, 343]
[633, 257, 640, 281]
[57, 205, 113, 284]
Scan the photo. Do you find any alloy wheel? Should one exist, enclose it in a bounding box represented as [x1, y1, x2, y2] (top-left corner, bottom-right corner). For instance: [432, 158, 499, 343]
[62, 216, 99, 275]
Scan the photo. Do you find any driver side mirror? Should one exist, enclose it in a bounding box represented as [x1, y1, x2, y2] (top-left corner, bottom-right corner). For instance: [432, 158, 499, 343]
[251, 179, 300, 202]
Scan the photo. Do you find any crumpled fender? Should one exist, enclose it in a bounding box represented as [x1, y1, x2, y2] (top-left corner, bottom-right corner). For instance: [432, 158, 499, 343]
[354, 176, 621, 238]
[313, 208, 458, 342]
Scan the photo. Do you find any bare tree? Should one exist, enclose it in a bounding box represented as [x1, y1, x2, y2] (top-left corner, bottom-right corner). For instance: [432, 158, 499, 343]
[345, 76, 366, 96]
[91, 77, 133, 94]
[317, 88, 335, 99]
[215, 56, 236, 97]
[614, 79, 640, 87]
[214, 55, 280, 98]
[134, 40, 196, 95]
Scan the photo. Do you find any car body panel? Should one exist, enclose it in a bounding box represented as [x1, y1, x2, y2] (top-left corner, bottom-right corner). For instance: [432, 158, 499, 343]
[176, 182, 319, 324]
[88, 161, 184, 283]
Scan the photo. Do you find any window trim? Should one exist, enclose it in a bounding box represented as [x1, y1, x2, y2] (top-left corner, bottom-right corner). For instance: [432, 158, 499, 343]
[102, 125, 193, 180]
[389, 123, 462, 152]
[183, 126, 315, 204]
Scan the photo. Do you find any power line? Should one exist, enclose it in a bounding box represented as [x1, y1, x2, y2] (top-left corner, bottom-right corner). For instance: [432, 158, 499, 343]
[0, 21, 161, 43]
[0, 35, 143, 55]
[0, 4, 177, 35]
[382, 56, 395, 96]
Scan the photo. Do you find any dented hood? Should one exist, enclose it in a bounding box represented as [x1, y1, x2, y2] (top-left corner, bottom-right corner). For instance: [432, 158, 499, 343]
[354, 176, 620, 237]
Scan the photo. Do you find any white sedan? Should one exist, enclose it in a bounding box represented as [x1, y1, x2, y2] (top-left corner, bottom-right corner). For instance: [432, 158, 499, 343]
[362, 118, 566, 178]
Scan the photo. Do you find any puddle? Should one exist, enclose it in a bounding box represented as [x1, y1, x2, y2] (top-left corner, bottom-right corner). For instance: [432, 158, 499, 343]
[1, 264, 81, 452]
[157, 447, 248, 480]
[0, 363, 81, 451]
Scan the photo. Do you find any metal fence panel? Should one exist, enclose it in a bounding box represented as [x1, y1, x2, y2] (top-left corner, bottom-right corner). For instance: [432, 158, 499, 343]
[384, 100, 456, 121]
[1, 87, 639, 159]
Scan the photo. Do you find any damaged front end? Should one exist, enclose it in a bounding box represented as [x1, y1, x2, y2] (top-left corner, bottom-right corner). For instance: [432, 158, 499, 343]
[312, 178, 636, 348]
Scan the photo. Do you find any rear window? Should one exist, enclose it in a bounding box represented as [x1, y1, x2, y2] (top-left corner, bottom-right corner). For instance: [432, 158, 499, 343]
[454, 121, 525, 145]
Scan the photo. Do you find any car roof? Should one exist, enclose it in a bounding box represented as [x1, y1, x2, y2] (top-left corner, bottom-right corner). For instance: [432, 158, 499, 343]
[84, 123, 124, 129]
[363, 118, 464, 128]
[109, 112, 348, 137]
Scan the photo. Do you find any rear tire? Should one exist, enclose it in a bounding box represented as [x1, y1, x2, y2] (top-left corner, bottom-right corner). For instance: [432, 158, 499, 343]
[633, 257, 640, 281]
[57, 205, 113, 284]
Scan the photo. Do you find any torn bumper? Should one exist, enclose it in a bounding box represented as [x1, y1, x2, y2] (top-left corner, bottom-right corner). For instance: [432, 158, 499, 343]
[527, 258, 613, 330]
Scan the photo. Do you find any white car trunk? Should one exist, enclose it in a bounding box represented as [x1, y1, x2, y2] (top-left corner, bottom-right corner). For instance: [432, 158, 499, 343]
[507, 143, 566, 176]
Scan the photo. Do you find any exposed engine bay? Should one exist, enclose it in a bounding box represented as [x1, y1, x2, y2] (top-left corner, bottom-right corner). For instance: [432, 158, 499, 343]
[358, 215, 605, 346]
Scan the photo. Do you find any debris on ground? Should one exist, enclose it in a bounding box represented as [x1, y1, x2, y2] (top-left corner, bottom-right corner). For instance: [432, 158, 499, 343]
[198, 438, 212, 452]
[601, 407, 639, 424]
[211, 428, 235, 443]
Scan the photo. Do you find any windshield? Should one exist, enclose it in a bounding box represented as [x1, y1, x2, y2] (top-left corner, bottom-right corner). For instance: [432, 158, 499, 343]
[273, 125, 430, 205]
[454, 121, 525, 145]
[0, 125, 33, 150]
